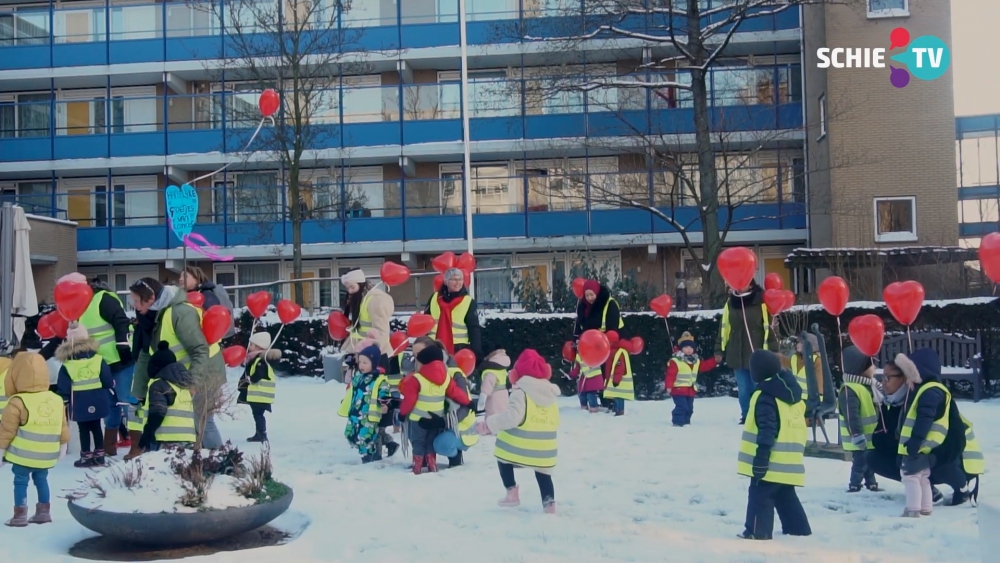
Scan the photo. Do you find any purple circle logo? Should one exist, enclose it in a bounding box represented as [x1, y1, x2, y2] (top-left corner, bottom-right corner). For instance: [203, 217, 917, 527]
[889, 66, 910, 89]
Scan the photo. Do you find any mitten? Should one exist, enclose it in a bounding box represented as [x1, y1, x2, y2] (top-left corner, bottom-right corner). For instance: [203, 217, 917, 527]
[116, 344, 132, 364]
[850, 434, 867, 451]
[752, 447, 771, 481]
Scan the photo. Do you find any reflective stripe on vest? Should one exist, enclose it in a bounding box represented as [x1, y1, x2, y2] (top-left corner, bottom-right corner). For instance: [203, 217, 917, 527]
[349, 293, 375, 340]
[898, 382, 951, 456]
[127, 401, 147, 432]
[367, 375, 388, 423]
[80, 290, 124, 363]
[482, 368, 508, 390]
[669, 358, 699, 388]
[600, 297, 625, 332]
[452, 370, 479, 448]
[494, 393, 559, 468]
[246, 357, 276, 404]
[408, 371, 450, 421]
[961, 415, 986, 475]
[838, 382, 878, 451]
[790, 354, 817, 400]
[575, 354, 603, 379]
[65, 355, 105, 392]
[719, 303, 771, 353]
[4, 392, 63, 470]
[429, 294, 472, 345]
[737, 388, 807, 486]
[387, 354, 404, 390]
[603, 348, 634, 401]
[155, 381, 196, 443]
[0, 367, 9, 413]
[156, 303, 221, 368]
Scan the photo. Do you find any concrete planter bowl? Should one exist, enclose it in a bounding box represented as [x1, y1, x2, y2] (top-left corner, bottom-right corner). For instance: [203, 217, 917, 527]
[67, 487, 293, 546]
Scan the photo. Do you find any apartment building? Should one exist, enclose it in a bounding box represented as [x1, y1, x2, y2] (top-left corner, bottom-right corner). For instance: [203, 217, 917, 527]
[0, 0, 956, 309]
[957, 114, 1000, 243]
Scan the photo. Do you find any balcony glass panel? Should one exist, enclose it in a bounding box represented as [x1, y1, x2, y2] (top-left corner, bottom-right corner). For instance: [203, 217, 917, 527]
[0, 95, 52, 138]
[401, 0, 456, 23]
[342, 85, 400, 123]
[403, 83, 461, 121]
[166, 2, 215, 37]
[233, 173, 282, 222]
[0, 10, 50, 46]
[111, 3, 162, 40]
[341, 0, 396, 27]
[55, 96, 159, 136]
[54, 6, 106, 43]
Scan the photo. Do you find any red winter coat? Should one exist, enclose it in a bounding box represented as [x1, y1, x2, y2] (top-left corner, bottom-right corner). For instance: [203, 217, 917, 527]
[397, 360, 470, 417]
[665, 356, 717, 397]
[605, 349, 630, 387]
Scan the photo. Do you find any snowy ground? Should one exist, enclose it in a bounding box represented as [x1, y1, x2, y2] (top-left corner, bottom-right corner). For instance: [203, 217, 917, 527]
[1, 372, 995, 563]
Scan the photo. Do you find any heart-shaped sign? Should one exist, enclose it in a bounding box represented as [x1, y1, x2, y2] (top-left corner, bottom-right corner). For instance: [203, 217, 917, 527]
[165, 183, 199, 242]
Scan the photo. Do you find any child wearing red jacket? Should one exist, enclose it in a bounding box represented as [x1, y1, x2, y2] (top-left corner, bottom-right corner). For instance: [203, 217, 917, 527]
[397, 340, 469, 474]
[665, 332, 717, 427]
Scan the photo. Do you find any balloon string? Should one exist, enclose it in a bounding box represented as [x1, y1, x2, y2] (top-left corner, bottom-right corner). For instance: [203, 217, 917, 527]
[836, 316, 845, 374]
[191, 116, 272, 185]
[741, 306, 755, 353]
[245, 318, 259, 354]
[266, 323, 285, 356]
[663, 317, 674, 352]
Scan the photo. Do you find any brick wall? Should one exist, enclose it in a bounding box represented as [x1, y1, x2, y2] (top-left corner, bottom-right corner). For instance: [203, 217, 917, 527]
[26, 215, 78, 303]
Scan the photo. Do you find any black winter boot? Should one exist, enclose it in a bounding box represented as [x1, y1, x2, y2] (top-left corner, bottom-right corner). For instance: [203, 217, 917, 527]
[247, 433, 268, 443]
[386, 441, 399, 458]
[448, 452, 463, 468]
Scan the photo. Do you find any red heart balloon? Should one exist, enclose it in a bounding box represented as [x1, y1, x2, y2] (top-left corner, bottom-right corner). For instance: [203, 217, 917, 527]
[578, 329, 611, 368]
[380, 262, 411, 287]
[980, 232, 1000, 283]
[848, 314, 885, 357]
[454, 348, 476, 376]
[606, 330, 620, 346]
[202, 305, 232, 346]
[432, 252, 456, 274]
[562, 341, 575, 363]
[327, 311, 350, 340]
[246, 291, 271, 319]
[781, 290, 796, 312]
[650, 294, 673, 317]
[764, 289, 786, 315]
[572, 278, 586, 299]
[764, 272, 783, 291]
[464, 270, 471, 288]
[389, 331, 409, 355]
[818, 276, 849, 317]
[883, 281, 925, 326]
[222, 345, 247, 368]
[717, 247, 757, 292]
[36, 314, 55, 340]
[433, 274, 444, 293]
[259, 89, 280, 118]
[187, 292, 205, 308]
[630, 336, 645, 355]
[457, 252, 476, 273]
[54, 281, 93, 322]
[276, 299, 302, 324]
[407, 313, 436, 338]
[47, 312, 69, 339]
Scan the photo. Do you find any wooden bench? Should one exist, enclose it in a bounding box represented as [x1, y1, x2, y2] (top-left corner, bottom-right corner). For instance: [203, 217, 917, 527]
[876, 331, 984, 402]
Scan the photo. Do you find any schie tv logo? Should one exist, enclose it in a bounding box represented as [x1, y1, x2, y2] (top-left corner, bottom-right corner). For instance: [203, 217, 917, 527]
[815, 27, 951, 89]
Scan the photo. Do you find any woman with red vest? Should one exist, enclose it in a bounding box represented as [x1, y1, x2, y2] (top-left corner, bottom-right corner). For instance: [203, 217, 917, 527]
[424, 267, 482, 361]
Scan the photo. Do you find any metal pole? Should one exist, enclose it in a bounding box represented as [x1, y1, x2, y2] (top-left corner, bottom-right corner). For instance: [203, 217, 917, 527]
[458, 0, 475, 298]
[0, 203, 15, 355]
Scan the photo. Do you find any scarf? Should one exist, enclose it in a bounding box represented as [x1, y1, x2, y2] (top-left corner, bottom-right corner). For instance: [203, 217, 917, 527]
[435, 293, 461, 354]
[885, 384, 909, 407]
[845, 372, 884, 405]
[674, 351, 699, 365]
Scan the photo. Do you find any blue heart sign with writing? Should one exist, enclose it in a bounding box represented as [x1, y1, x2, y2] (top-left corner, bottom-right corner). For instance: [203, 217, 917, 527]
[165, 183, 198, 242]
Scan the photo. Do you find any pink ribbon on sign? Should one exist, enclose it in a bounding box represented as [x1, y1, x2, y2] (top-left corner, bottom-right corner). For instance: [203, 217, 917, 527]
[183, 233, 234, 262]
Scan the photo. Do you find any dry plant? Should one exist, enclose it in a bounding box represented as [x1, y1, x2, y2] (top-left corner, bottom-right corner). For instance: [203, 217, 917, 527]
[236, 443, 274, 499]
[170, 448, 213, 508]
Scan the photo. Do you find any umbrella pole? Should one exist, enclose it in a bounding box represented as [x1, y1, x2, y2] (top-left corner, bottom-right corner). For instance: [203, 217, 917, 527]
[0, 203, 14, 355]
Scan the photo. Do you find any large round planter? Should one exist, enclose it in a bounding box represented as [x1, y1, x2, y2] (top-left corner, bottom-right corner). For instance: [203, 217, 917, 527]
[67, 487, 293, 546]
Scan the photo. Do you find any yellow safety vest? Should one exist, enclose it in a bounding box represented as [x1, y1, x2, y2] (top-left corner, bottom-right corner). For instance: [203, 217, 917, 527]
[669, 357, 699, 388]
[0, 367, 10, 415]
[127, 401, 146, 432]
[600, 297, 625, 332]
[575, 354, 603, 379]
[4, 392, 63, 470]
[603, 348, 634, 401]
[961, 415, 986, 475]
[79, 290, 127, 364]
[449, 368, 479, 448]
[367, 375, 388, 423]
[790, 354, 818, 400]
[65, 355, 104, 392]
[494, 392, 559, 469]
[155, 381, 196, 443]
[246, 357, 276, 405]
[482, 368, 509, 390]
[386, 354, 404, 390]
[898, 382, 951, 456]
[408, 371, 450, 421]
[737, 389, 807, 486]
[429, 294, 472, 345]
[349, 293, 374, 341]
[838, 382, 877, 451]
[719, 303, 771, 352]
[157, 303, 220, 368]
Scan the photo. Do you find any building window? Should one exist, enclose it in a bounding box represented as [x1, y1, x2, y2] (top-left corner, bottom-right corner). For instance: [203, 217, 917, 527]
[874, 197, 917, 243]
[475, 255, 513, 310]
[818, 94, 827, 139]
[867, 0, 908, 18]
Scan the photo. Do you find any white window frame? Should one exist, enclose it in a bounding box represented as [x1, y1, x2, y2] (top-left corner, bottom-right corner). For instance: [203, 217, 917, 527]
[867, 0, 908, 19]
[873, 196, 917, 243]
[818, 93, 827, 140]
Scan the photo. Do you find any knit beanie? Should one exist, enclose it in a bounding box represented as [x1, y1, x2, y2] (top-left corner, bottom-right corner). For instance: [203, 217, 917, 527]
[841, 346, 873, 377]
[513, 349, 551, 380]
[340, 269, 366, 285]
[749, 349, 782, 383]
[148, 341, 177, 379]
[358, 345, 382, 372]
[678, 331, 696, 349]
[416, 344, 444, 365]
[249, 331, 272, 350]
[65, 322, 89, 342]
[583, 280, 601, 296]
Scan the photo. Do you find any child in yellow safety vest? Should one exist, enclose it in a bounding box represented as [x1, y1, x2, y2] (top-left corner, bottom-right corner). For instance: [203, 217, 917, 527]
[0, 352, 70, 527]
[238, 332, 281, 443]
[137, 342, 196, 453]
[340, 345, 391, 464]
[476, 349, 560, 515]
[665, 332, 718, 427]
[56, 323, 115, 469]
[779, 334, 824, 402]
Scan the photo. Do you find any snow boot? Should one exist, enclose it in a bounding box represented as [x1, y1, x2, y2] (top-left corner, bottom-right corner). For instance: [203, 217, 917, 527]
[361, 454, 375, 464]
[247, 432, 268, 443]
[901, 509, 921, 518]
[920, 509, 932, 516]
[737, 532, 770, 540]
[74, 452, 94, 468]
[865, 483, 882, 492]
[614, 410, 624, 417]
[543, 499, 556, 515]
[5, 506, 28, 527]
[386, 441, 399, 458]
[498, 486, 520, 508]
[92, 449, 106, 467]
[426, 454, 438, 473]
[932, 486, 944, 504]
[28, 503, 51, 525]
[125, 430, 143, 460]
[588, 407, 599, 413]
[448, 452, 463, 468]
[950, 490, 970, 507]
[412, 455, 425, 475]
[103, 428, 119, 457]
[847, 485, 863, 493]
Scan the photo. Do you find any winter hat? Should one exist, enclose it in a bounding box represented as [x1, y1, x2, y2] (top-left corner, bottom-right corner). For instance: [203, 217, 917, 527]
[147, 341, 177, 379]
[749, 349, 782, 383]
[841, 346, 874, 378]
[907, 348, 941, 381]
[249, 331, 272, 350]
[583, 280, 601, 296]
[340, 269, 366, 286]
[57, 272, 87, 285]
[358, 345, 382, 372]
[678, 332, 696, 349]
[892, 353, 922, 389]
[513, 349, 551, 380]
[485, 348, 511, 368]
[416, 344, 444, 365]
[65, 321, 88, 342]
